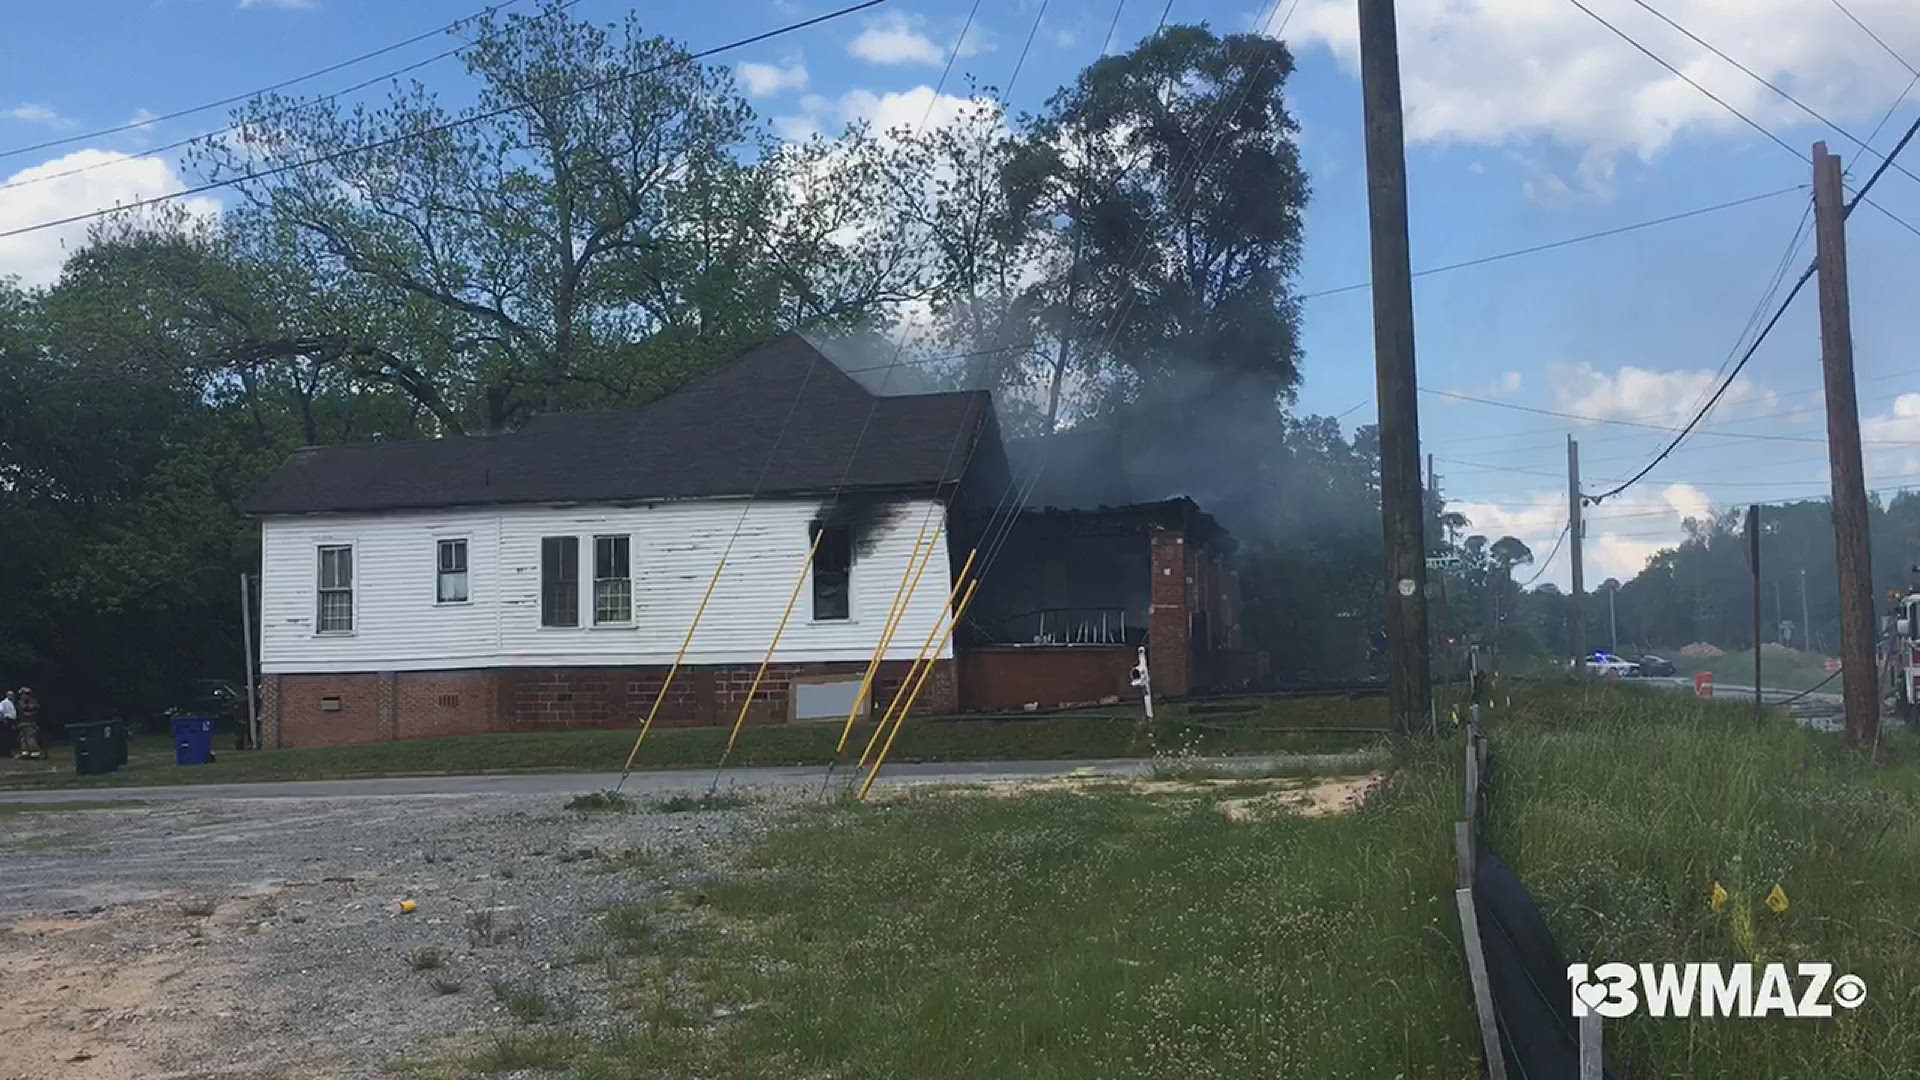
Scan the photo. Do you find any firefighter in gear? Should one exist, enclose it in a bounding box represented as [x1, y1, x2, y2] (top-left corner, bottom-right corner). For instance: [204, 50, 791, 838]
[15, 687, 43, 760]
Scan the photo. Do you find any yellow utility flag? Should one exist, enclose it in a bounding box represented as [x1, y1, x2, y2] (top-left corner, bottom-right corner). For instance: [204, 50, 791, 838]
[1710, 882, 1729, 912]
[1765, 884, 1790, 914]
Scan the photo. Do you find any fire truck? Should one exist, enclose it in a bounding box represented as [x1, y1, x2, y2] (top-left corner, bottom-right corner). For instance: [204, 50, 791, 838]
[1884, 580, 1920, 723]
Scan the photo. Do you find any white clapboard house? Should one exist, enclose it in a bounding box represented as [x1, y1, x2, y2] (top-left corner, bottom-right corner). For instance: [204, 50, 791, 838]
[247, 335, 1241, 748]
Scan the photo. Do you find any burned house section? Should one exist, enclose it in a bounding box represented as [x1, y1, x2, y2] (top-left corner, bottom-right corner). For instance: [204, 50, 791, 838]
[951, 498, 1261, 710]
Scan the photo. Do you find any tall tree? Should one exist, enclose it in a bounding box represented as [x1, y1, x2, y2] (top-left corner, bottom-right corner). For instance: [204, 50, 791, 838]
[192, 1, 917, 431]
[1009, 25, 1309, 428]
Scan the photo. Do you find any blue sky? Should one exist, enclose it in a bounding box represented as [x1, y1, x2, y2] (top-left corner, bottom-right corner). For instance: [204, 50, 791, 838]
[4, 0, 1920, 587]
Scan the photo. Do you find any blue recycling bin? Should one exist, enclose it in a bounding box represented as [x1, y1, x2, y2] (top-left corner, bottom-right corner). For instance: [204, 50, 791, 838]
[172, 716, 216, 767]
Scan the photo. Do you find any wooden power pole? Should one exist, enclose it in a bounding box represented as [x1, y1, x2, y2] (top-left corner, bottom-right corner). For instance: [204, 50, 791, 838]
[1812, 142, 1880, 749]
[1359, 0, 1431, 737]
[1568, 436, 1585, 665]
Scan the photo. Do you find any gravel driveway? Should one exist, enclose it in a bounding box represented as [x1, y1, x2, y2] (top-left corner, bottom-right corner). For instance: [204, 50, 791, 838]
[0, 787, 786, 1080]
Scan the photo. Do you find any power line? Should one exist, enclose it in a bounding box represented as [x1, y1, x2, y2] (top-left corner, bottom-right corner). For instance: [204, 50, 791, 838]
[1298, 185, 1805, 301]
[1828, 0, 1920, 77]
[0, 0, 526, 163]
[895, 185, 1806, 373]
[1592, 111, 1920, 501]
[1, 0, 589, 196]
[1003, 0, 1052, 101]
[1417, 387, 1920, 447]
[1519, 523, 1572, 587]
[1560, 0, 1920, 240]
[1625, 0, 1920, 189]
[0, 0, 892, 241]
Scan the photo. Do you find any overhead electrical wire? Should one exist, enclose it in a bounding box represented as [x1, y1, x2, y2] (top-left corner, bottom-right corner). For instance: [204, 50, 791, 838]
[1625, 0, 1920, 189]
[1560, 0, 1920, 240]
[0, 0, 893, 241]
[1591, 111, 1920, 502]
[860, 183, 1804, 381]
[0, 0, 530, 163]
[1418, 386, 1919, 447]
[1828, 0, 1920, 77]
[1297, 185, 1807, 301]
[1518, 523, 1572, 588]
[0, 0, 588, 196]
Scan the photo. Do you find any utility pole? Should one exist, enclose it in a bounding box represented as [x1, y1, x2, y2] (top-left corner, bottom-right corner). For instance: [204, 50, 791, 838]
[1748, 504, 1763, 726]
[1568, 436, 1585, 665]
[1359, 0, 1431, 737]
[1813, 142, 1880, 749]
[1801, 568, 1812, 652]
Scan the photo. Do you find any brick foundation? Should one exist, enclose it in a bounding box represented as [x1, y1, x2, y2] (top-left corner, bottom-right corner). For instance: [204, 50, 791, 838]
[262, 659, 957, 749]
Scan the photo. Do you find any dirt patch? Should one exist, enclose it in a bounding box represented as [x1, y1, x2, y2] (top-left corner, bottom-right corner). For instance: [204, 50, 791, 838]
[0, 910, 228, 1080]
[1216, 774, 1383, 823]
[903, 771, 1387, 822]
[0, 791, 785, 1079]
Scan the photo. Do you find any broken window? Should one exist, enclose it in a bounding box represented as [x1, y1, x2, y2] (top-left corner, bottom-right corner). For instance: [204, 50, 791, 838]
[541, 536, 579, 627]
[811, 524, 851, 621]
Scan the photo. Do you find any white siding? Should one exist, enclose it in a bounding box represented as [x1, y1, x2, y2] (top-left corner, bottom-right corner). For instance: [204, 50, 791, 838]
[259, 499, 955, 674]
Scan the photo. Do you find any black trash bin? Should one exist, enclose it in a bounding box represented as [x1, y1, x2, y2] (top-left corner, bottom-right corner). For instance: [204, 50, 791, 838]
[69, 719, 124, 776]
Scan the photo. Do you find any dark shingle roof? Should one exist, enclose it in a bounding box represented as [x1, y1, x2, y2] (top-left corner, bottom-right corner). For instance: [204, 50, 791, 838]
[246, 335, 994, 515]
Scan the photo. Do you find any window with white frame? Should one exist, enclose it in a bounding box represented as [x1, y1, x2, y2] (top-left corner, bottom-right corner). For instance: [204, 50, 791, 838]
[316, 545, 354, 633]
[541, 537, 579, 627]
[437, 538, 469, 603]
[594, 535, 632, 624]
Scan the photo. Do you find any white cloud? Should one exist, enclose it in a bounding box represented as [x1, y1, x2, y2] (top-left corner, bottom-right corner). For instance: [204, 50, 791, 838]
[738, 58, 809, 97]
[0, 150, 221, 287]
[773, 85, 987, 146]
[3, 104, 69, 127]
[771, 112, 822, 142]
[1546, 361, 1777, 423]
[848, 13, 945, 66]
[1863, 392, 1920, 480]
[954, 21, 994, 59]
[1450, 480, 1713, 589]
[1287, 0, 1920, 164]
[1500, 371, 1523, 394]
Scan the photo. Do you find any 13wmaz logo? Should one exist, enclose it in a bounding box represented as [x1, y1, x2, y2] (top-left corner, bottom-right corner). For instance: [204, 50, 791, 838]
[1567, 963, 1867, 1019]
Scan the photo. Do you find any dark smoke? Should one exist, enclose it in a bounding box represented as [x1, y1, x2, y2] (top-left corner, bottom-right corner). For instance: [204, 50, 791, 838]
[814, 493, 911, 558]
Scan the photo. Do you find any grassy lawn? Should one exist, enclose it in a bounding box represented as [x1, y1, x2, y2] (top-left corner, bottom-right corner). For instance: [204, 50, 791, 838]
[408, 761, 1477, 1079]
[0, 696, 1388, 791]
[1485, 682, 1920, 1076]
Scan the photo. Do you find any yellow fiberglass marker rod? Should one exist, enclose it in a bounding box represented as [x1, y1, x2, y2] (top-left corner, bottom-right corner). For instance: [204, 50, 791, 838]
[617, 554, 727, 784]
[710, 528, 824, 792]
[858, 551, 975, 770]
[835, 522, 934, 757]
[860, 578, 979, 801]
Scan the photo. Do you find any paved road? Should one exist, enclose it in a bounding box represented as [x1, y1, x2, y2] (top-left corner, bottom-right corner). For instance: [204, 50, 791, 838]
[1641, 675, 1845, 729]
[0, 751, 1379, 804]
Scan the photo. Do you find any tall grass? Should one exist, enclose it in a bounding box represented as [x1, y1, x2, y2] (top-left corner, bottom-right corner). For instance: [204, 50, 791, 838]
[1484, 682, 1920, 1076]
